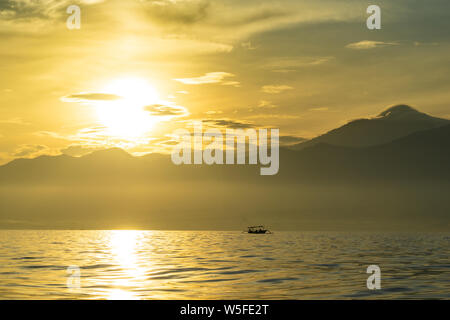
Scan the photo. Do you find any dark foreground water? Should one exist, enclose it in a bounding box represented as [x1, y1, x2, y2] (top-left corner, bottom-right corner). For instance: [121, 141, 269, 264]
[0, 230, 448, 299]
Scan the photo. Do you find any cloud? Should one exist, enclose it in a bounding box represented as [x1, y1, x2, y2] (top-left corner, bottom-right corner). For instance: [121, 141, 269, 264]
[203, 119, 255, 129]
[263, 56, 333, 72]
[60, 145, 106, 157]
[258, 100, 278, 109]
[158, 139, 181, 146]
[413, 41, 439, 47]
[33, 131, 67, 139]
[309, 107, 329, 111]
[174, 72, 239, 86]
[261, 85, 293, 94]
[346, 40, 398, 50]
[279, 135, 306, 146]
[61, 93, 123, 102]
[204, 110, 223, 115]
[141, 0, 210, 25]
[12, 144, 52, 158]
[35, 126, 153, 152]
[0, 0, 104, 25]
[35, 127, 108, 143]
[0, 0, 65, 21]
[221, 81, 240, 87]
[0, 0, 377, 60]
[138, 37, 233, 55]
[143, 104, 189, 117]
[246, 113, 301, 120]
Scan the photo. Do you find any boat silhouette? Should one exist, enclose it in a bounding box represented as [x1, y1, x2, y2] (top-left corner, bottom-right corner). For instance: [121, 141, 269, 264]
[245, 226, 272, 234]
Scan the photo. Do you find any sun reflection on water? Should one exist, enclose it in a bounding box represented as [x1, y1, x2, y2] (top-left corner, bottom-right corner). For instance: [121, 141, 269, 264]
[0, 231, 448, 299]
[107, 230, 148, 300]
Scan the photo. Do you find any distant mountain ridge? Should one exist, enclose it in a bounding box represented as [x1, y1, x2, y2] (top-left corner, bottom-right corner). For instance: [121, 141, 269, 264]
[281, 123, 450, 181]
[290, 104, 449, 150]
[1, 123, 449, 183]
[1, 105, 449, 182]
[1, 105, 449, 231]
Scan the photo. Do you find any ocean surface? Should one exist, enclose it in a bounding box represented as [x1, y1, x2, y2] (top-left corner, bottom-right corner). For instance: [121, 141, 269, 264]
[0, 230, 448, 299]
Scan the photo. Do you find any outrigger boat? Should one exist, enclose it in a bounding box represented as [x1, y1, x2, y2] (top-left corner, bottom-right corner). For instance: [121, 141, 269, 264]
[246, 225, 272, 234]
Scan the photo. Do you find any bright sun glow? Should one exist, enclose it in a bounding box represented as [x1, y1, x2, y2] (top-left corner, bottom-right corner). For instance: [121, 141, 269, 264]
[95, 77, 160, 139]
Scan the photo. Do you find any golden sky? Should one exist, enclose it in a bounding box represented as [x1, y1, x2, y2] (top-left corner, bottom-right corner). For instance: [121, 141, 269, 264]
[1, 0, 449, 164]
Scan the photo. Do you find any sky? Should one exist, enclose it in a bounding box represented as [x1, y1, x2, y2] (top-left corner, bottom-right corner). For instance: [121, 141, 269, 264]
[1, 0, 450, 164]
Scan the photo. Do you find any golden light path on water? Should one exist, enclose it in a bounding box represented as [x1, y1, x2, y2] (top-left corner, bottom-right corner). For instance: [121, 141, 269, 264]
[0, 230, 449, 299]
[108, 230, 147, 300]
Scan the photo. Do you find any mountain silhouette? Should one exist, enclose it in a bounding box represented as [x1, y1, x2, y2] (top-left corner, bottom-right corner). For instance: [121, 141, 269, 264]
[2, 114, 448, 183]
[290, 104, 449, 150]
[280, 123, 450, 181]
[0, 105, 449, 231]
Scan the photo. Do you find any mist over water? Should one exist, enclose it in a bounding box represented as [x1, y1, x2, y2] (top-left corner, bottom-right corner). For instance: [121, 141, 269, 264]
[0, 230, 449, 299]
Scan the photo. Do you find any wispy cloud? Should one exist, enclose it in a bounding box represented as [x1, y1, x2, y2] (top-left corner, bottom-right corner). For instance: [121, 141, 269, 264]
[12, 144, 52, 158]
[309, 107, 329, 111]
[140, 0, 210, 25]
[258, 100, 278, 109]
[144, 104, 189, 117]
[246, 113, 301, 120]
[35, 126, 152, 152]
[174, 72, 239, 86]
[279, 135, 306, 146]
[204, 110, 223, 115]
[413, 41, 439, 47]
[60, 145, 106, 157]
[61, 93, 123, 102]
[261, 85, 293, 94]
[0, 0, 105, 32]
[203, 119, 255, 129]
[33, 131, 67, 139]
[263, 56, 333, 73]
[346, 40, 398, 50]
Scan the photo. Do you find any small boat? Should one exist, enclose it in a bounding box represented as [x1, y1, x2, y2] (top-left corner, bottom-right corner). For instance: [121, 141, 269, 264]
[246, 225, 272, 234]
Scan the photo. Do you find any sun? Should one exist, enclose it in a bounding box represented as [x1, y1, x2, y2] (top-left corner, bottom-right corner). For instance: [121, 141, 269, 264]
[95, 77, 160, 139]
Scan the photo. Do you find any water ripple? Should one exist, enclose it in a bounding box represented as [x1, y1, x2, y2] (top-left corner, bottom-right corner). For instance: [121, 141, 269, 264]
[0, 230, 449, 299]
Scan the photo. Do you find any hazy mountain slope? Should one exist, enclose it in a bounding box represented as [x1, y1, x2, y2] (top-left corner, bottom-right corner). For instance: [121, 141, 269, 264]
[291, 105, 449, 150]
[1, 124, 450, 184]
[0, 148, 261, 185]
[280, 124, 450, 181]
[0, 114, 449, 231]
